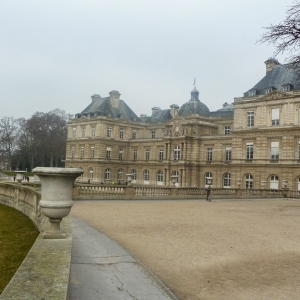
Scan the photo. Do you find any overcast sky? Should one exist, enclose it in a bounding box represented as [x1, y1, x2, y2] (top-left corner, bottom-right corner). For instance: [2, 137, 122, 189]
[0, 0, 293, 119]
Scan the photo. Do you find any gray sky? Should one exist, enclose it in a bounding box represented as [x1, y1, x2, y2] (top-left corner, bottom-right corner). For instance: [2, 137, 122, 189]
[0, 0, 292, 119]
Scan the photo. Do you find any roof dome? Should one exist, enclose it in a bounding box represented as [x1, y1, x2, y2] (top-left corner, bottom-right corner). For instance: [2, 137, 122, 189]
[178, 88, 210, 117]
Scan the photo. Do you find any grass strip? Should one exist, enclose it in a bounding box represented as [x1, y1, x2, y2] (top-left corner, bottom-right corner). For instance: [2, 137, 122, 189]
[0, 203, 39, 294]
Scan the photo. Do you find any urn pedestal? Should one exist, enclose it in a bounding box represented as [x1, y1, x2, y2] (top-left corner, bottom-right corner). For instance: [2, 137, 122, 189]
[33, 167, 83, 239]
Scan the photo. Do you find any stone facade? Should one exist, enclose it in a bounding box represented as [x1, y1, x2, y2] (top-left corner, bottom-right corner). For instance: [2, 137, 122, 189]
[65, 58, 300, 191]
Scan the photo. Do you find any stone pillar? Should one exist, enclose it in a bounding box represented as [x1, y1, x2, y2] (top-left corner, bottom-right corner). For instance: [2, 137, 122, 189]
[182, 169, 186, 187]
[33, 167, 83, 239]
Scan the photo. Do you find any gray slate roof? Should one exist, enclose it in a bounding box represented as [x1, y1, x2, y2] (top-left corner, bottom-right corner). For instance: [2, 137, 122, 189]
[77, 97, 140, 121]
[244, 64, 300, 96]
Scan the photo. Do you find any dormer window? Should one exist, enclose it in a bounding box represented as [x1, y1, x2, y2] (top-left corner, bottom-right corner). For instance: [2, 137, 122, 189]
[248, 90, 257, 97]
[265, 87, 274, 94]
[282, 83, 292, 92]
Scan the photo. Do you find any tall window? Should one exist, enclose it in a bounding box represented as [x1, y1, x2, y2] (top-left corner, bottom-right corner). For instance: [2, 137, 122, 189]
[174, 145, 180, 160]
[151, 131, 156, 138]
[223, 173, 231, 188]
[107, 127, 112, 137]
[246, 143, 253, 159]
[131, 169, 137, 181]
[225, 147, 231, 161]
[159, 149, 164, 160]
[118, 169, 123, 180]
[119, 148, 124, 160]
[105, 168, 110, 180]
[207, 148, 212, 161]
[157, 170, 163, 183]
[271, 142, 279, 159]
[82, 127, 86, 138]
[80, 146, 84, 158]
[91, 126, 96, 137]
[132, 130, 136, 139]
[247, 111, 254, 127]
[106, 147, 111, 159]
[72, 127, 77, 138]
[205, 172, 213, 186]
[120, 128, 124, 139]
[245, 174, 253, 189]
[271, 108, 279, 126]
[133, 149, 137, 160]
[145, 149, 150, 160]
[71, 146, 75, 158]
[270, 175, 279, 189]
[144, 170, 150, 181]
[90, 146, 94, 158]
[224, 126, 230, 135]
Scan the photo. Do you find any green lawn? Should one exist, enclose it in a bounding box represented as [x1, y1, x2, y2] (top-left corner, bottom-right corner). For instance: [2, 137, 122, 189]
[0, 204, 39, 294]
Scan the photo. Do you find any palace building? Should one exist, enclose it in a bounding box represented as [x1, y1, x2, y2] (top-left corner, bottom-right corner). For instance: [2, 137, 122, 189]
[65, 58, 300, 190]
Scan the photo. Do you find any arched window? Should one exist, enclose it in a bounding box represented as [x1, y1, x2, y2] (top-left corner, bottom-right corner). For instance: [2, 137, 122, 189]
[118, 169, 123, 180]
[131, 169, 137, 181]
[89, 168, 93, 180]
[223, 173, 231, 188]
[157, 170, 163, 184]
[174, 145, 180, 160]
[105, 168, 110, 180]
[205, 172, 213, 187]
[270, 175, 279, 189]
[245, 174, 253, 189]
[144, 170, 150, 181]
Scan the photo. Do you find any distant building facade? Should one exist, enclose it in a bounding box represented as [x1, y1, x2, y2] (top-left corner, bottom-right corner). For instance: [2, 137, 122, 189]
[65, 58, 300, 190]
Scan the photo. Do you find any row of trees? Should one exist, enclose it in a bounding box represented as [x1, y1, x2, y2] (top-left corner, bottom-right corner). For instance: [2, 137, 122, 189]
[0, 109, 71, 171]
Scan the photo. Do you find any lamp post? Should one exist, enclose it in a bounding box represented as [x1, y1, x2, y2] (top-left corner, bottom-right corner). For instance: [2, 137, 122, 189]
[206, 178, 212, 201]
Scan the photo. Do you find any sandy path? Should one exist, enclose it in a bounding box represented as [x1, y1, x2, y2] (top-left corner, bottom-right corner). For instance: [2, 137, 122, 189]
[71, 199, 300, 300]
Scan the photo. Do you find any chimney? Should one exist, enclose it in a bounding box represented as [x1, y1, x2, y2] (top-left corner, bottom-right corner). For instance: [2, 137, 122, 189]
[170, 104, 179, 118]
[264, 58, 280, 74]
[152, 106, 161, 115]
[109, 90, 121, 109]
[91, 94, 101, 103]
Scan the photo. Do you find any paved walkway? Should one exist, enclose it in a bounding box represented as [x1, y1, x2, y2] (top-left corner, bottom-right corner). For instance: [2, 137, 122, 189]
[69, 216, 177, 300]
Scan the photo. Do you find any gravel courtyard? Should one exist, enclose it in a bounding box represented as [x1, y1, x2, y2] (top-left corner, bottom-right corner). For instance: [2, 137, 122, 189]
[71, 199, 300, 300]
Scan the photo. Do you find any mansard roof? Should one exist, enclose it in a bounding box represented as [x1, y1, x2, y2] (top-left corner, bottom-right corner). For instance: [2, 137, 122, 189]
[244, 63, 300, 96]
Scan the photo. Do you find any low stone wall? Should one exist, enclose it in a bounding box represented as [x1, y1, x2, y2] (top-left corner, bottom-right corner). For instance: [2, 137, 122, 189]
[73, 183, 294, 200]
[0, 182, 72, 300]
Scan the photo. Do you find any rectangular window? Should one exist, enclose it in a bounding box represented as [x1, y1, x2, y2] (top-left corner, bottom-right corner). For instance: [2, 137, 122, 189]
[151, 131, 155, 138]
[225, 147, 231, 161]
[145, 149, 150, 160]
[224, 126, 230, 135]
[71, 146, 75, 158]
[90, 147, 94, 158]
[120, 129, 124, 139]
[247, 111, 254, 127]
[207, 148, 212, 161]
[82, 128, 86, 138]
[106, 147, 111, 159]
[91, 126, 95, 137]
[107, 127, 112, 137]
[72, 128, 77, 138]
[119, 148, 124, 160]
[132, 130, 136, 139]
[283, 85, 290, 92]
[271, 108, 279, 126]
[159, 149, 164, 161]
[266, 87, 273, 94]
[271, 141, 279, 159]
[246, 142, 253, 159]
[80, 146, 84, 158]
[133, 149, 137, 160]
[249, 90, 256, 96]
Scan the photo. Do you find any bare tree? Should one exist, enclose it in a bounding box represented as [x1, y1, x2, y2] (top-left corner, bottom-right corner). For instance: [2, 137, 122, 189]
[258, 1, 300, 70]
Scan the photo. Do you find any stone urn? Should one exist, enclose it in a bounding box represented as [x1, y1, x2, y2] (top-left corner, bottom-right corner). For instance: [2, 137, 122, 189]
[33, 167, 83, 239]
[15, 170, 25, 184]
[126, 173, 133, 185]
[171, 175, 178, 187]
